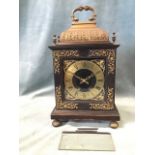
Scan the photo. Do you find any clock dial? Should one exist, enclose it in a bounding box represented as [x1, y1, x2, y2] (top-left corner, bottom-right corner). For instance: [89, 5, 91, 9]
[72, 69, 96, 92]
[64, 60, 104, 100]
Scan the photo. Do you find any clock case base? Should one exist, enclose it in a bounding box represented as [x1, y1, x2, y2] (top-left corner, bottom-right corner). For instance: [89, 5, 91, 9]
[51, 106, 120, 127]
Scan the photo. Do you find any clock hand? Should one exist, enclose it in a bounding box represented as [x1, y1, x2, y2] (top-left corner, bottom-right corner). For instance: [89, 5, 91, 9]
[67, 72, 85, 83]
[74, 74, 83, 81]
[85, 73, 94, 81]
[80, 79, 89, 85]
[80, 73, 94, 85]
[67, 72, 89, 85]
[74, 74, 89, 85]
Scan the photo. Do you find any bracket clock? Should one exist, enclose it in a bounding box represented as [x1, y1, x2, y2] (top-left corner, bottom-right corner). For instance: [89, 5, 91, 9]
[49, 6, 120, 128]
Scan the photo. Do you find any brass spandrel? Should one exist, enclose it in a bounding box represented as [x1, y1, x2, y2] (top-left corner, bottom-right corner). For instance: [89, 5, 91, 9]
[52, 50, 79, 74]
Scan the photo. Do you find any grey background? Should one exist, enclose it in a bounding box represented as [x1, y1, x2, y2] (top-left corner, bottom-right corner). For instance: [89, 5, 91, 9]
[19, 0, 135, 97]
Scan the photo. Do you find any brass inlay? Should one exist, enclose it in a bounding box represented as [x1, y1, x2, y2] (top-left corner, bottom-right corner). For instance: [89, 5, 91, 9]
[89, 49, 115, 74]
[52, 50, 79, 74]
[55, 85, 114, 111]
[107, 50, 115, 74]
[53, 49, 115, 110]
[55, 86, 78, 110]
[107, 87, 114, 104]
[89, 87, 114, 110]
[89, 49, 107, 57]
[53, 58, 60, 74]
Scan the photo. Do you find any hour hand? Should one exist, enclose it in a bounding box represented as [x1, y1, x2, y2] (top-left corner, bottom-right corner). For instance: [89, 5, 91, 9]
[67, 72, 84, 83]
[74, 74, 82, 81]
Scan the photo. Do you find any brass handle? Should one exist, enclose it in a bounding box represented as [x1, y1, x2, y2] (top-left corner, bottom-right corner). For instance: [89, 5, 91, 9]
[71, 6, 96, 22]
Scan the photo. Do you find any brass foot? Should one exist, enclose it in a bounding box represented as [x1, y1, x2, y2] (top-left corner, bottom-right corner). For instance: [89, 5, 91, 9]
[52, 119, 62, 127]
[110, 121, 119, 129]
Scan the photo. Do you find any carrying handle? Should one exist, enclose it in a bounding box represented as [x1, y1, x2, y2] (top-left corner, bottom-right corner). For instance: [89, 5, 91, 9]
[71, 6, 96, 22]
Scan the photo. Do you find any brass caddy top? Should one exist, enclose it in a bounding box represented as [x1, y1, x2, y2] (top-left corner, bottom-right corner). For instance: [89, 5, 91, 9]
[59, 6, 109, 43]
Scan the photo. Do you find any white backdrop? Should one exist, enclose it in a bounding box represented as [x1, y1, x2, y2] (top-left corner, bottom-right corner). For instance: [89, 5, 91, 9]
[19, 0, 135, 155]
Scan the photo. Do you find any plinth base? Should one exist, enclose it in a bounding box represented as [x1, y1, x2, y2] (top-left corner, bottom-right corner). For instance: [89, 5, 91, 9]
[51, 107, 120, 128]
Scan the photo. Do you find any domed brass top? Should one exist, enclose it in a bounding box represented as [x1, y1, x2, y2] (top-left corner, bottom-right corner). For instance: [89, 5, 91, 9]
[59, 6, 109, 44]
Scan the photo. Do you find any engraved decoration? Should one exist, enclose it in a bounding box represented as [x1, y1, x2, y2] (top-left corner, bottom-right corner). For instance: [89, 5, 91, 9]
[89, 49, 115, 74]
[93, 89, 105, 101]
[55, 86, 78, 110]
[63, 60, 76, 72]
[107, 50, 116, 74]
[91, 59, 105, 72]
[89, 87, 114, 110]
[52, 50, 79, 74]
[60, 30, 109, 42]
[89, 49, 107, 57]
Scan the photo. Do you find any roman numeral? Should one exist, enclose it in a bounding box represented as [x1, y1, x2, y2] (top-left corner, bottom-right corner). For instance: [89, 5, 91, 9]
[95, 71, 101, 75]
[83, 93, 86, 99]
[95, 86, 101, 90]
[74, 91, 78, 96]
[65, 79, 70, 83]
[97, 79, 103, 82]
[68, 86, 73, 89]
[82, 61, 87, 67]
[73, 64, 78, 70]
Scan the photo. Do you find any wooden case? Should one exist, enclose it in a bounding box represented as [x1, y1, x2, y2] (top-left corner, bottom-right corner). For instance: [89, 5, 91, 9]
[49, 6, 120, 128]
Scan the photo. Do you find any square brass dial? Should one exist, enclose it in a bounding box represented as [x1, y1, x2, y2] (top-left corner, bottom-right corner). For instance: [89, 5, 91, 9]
[64, 59, 105, 101]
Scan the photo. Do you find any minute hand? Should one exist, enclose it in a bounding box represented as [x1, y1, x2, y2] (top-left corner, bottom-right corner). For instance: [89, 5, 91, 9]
[85, 73, 94, 81]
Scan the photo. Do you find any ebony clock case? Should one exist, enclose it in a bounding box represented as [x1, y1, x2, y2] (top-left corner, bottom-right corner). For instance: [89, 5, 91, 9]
[49, 42, 120, 124]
